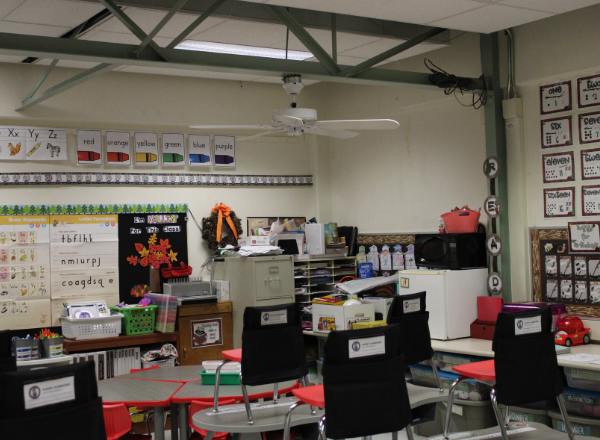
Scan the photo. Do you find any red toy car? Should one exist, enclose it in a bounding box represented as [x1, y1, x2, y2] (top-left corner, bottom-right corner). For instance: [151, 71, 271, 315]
[555, 316, 591, 347]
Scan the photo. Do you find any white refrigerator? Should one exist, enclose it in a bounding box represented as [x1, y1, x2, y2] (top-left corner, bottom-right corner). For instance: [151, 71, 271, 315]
[396, 269, 487, 340]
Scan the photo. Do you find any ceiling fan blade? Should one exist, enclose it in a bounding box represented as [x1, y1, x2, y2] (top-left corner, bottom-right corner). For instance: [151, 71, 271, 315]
[237, 128, 287, 142]
[310, 128, 359, 139]
[189, 125, 275, 130]
[317, 119, 400, 131]
[273, 114, 304, 127]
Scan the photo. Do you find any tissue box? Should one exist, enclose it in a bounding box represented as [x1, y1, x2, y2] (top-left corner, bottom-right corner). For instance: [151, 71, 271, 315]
[312, 303, 375, 332]
[238, 236, 270, 246]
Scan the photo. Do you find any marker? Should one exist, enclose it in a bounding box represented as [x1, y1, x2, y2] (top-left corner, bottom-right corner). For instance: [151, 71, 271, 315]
[26, 142, 41, 157]
[189, 154, 211, 164]
[136, 153, 157, 163]
[107, 152, 130, 162]
[215, 155, 234, 165]
[163, 153, 184, 163]
[77, 151, 101, 161]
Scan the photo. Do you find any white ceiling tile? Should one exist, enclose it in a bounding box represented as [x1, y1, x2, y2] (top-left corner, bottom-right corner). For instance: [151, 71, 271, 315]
[429, 4, 552, 33]
[303, 55, 366, 66]
[0, 55, 28, 63]
[353, 0, 484, 25]
[81, 30, 171, 47]
[5, 0, 104, 27]
[263, 0, 390, 14]
[498, 0, 600, 14]
[0, 0, 26, 21]
[272, 29, 381, 54]
[190, 19, 286, 47]
[340, 38, 405, 58]
[0, 21, 71, 37]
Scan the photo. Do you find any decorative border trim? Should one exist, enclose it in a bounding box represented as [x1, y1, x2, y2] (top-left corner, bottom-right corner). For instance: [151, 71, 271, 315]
[0, 203, 188, 215]
[0, 172, 313, 186]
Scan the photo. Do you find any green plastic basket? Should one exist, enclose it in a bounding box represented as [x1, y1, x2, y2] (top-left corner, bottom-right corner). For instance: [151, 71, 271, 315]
[110, 305, 157, 335]
[200, 371, 241, 385]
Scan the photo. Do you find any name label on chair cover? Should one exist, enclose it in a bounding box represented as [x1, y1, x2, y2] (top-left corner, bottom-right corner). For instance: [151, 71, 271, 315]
[514, 316, 542, 335]
[348, 335, 385, 358]
[23, 376, 75, 409]
[403, 298, 421, 313]
[261, 309, 287, 325]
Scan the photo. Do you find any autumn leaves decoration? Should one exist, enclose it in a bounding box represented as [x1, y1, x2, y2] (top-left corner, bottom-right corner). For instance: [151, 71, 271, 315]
[127, 234, 178, 269]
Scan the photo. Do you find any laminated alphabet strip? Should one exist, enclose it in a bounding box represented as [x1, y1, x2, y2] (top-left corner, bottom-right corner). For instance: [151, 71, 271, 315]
[0, 173, 313, 186]
[0, 127, 67, 161]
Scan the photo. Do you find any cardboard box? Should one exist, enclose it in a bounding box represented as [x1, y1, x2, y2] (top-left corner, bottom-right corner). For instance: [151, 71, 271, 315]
[352, 320, 388, 329]
[238, 236, 271, 246]
[312, 302, 375, 332]
[361, 297, 394, 320]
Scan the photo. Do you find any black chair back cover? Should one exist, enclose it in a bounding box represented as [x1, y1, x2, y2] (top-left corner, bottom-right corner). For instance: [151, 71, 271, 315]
[493, 308, 563, 406]
[0, 329, 16, 374]
[241, 303, 308, 386]
[386, 292, 434, 364]
[322, 325, 412, 439]
[0, 361, 106, 440]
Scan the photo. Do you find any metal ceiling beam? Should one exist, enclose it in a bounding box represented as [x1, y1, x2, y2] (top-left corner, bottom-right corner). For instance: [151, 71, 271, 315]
[99, 0, 167, 60]
[138, 0, 189, 53]
[18, 63, 117, 111]
[166, 0, 226, 49]
[0, 32, 484, 92]
[268, 5, 341, 75]
[25, 59, 59, 100]
[340, 27, 446, 77]
[331, 13, 337, 64]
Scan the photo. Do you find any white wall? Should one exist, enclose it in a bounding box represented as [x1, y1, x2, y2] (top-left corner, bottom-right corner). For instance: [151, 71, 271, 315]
[0, 62, 322, 277]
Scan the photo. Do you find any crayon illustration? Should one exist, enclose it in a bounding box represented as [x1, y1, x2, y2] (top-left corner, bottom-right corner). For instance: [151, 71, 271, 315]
[10, 143, 22, 156]
[215, 155, 234, 165]
[27, 142, 41, 157]
[190, 154, 211, 164]
[163, 153, 184, 163]
[107, 152, 130, 162]
[78, 151, 101, 161]
[136, 153, 157, 163]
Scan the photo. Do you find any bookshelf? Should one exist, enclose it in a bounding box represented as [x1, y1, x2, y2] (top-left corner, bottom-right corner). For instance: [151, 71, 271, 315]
[293, 256, 357, 302]
[62, 332, 178, 354]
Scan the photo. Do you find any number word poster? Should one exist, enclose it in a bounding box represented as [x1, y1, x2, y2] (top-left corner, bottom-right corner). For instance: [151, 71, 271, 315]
[0, 126, 26, 160]
[569, 222, 600, 253]
[162, 133, 185, 167]
[188, 134, 212, 167]
[582, 148, 600, 180]
[134, 132, 159, 166]
[540, 81, 572, 115]
[77, 130, 102, 165]
[106, 131, 131, 166]
[580, 111, 600, 145]
[214, 135, 235, 168]
[578, 74, 600, 109]
[541, 116, 573, 148]
[583, 186, 600, 216]
[544, 187, 575, 218]
[50, 215, 119, 299]
[543, 151, 574, 183]
[25, 128, 67, 161]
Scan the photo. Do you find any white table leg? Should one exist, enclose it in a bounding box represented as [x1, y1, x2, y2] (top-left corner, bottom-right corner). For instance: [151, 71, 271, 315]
[154, 406, 166, 440]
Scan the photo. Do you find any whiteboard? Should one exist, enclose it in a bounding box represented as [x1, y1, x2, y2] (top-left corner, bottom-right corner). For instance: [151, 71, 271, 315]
[544, 187, 575, 218]
[569, 222, 600, 253]
[541, 116, 573, 148]
[540, 81, 571, 115]
[542, 151, 574, 183]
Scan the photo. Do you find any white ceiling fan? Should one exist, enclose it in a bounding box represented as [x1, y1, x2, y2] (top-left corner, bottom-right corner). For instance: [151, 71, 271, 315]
[190, 75, 400, 141]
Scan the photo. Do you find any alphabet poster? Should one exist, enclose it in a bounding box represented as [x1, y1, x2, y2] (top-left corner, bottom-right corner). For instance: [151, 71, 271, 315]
[77, 130, 103, 165]
[161, 133, 185, 167]
[134, 132, 159, 166]
[540, 81, 572, 115]
[0, 126, 26, 160]
[25, 128, 67, 160]
[541, 116, 573, 148]
[106, 131, 131, 166]
[542, 151, 574, 183]
[214, 135, 235, 167]
[188, 134, 212, 167]
[544, 187, 575, 218]
[583, 185, 600, 216]
[578, 74, 600, 109]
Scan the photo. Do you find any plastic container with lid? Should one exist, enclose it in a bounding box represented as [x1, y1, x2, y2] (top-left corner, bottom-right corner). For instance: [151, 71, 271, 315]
[499, 405, 552, 427]
[415, 399, 496, 437]
[436, 351, 492, 374]
[549, 409, 600, 437]
[409, 364, 491, 401]
[564, 367, 600, 393]
[561, 387, 600, 418]
[145, 293, 178, 333]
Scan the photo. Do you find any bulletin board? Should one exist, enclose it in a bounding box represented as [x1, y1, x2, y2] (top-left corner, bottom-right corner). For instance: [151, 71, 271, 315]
[530, 228, 600, 317]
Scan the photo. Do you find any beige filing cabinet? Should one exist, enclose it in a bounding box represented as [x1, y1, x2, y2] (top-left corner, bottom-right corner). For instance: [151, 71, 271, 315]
[212, 255, 294, 348]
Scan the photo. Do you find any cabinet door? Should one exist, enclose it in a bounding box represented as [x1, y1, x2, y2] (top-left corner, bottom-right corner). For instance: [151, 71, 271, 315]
[179, 312, 233, 366]
[255, 260, 293, 299]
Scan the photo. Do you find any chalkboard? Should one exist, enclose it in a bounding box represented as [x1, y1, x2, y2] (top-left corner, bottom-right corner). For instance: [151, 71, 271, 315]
[118, 213, 188, 303]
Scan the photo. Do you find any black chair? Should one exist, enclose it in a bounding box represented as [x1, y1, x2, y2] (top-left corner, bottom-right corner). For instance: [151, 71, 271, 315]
[443, 308, 575, 440]
[0, 329, 16, 374]
[0, 360, 106, 440]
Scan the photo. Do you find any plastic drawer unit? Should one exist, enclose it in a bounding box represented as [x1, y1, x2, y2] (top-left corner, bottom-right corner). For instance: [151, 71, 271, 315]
[549, 409, 600, 437]
[562, 387, 600, 418]
[409, 364, 491, 401]
[564, 367, 600, 393]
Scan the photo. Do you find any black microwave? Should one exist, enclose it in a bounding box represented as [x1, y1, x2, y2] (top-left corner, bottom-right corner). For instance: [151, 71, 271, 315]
[414, 233, 487, 270]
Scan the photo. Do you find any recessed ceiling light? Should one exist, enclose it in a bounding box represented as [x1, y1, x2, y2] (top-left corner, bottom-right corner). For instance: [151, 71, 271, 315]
[175, 40, 313, 61]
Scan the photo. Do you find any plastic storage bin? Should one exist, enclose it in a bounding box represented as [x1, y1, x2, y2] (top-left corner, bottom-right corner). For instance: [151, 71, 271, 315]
[499, 405, 552, 426]
[415, 400, 497, 436]
[436, 351, 491, 374]
[549, 409, 600, 437]
[145, 293, 178, 333]
[409, 364, 491, 401]
[564, 367, 600, 393]
[441, 209, 480, 233]
[562, 387, 600, 418]
[141, 358, 176, 369]
[200, 371, 240, 385]
[110, 305, 157, 335]
[60, 312, 124, 340]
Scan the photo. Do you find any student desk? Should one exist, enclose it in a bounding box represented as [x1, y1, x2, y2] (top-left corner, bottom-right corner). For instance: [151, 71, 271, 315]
[122, 364, 204, 382]
[172, 379, 298, 439]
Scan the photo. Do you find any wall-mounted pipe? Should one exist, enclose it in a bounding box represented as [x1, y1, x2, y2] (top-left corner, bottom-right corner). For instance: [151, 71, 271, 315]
[505, 29, 517, 99]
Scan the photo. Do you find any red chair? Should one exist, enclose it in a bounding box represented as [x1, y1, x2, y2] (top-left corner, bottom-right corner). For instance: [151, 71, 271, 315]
[189, 398, 237, 440]
[103, 403, 152, 440]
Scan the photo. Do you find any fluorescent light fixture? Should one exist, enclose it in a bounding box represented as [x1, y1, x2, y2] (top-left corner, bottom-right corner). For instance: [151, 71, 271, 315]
[175, 40, 313, 61]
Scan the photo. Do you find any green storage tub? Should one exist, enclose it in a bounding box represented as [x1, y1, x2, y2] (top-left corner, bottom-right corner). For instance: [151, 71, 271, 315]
[110, 305, 157, 335]
[500, 405, 552, 427]
[200, 371, 241, 385]
[549, 409, 600, 437]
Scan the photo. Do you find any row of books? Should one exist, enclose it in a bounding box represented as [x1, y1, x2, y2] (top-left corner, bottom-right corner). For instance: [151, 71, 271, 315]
[72, 347, 142, 381]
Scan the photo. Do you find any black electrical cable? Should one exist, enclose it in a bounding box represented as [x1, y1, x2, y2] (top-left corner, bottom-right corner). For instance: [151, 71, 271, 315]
[424, 58, 487, 109]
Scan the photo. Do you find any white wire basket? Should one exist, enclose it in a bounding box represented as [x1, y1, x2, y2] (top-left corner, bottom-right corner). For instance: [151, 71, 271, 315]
[60, 313, 124, 340]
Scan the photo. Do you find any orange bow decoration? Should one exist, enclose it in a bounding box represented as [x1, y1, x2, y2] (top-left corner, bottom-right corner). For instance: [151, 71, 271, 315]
[211, 203, 238, 243]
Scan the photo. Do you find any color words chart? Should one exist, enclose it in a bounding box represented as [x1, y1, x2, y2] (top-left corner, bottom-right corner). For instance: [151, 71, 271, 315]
[188, 134, 212, 167]
[214, 136, 235, 168]
[583, 186, 600, 215]
[578, 74, 600, 109]
[161, 133, 185, 167]
[106, 131, 131, 166]
[580, 111, 600, 144]
[541, 116, 573, 148]
[545, 187, 575, 217]
[134, 132, 159, 166]
[543, 151, 574, 183]
[540, 81, 571, 115]
[581, 148, 600, 180]
[77, 130, 102, 165]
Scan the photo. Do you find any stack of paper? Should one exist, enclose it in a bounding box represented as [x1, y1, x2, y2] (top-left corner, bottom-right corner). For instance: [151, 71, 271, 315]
[202, 361, 241, 373]
[238, 246, 283, 257]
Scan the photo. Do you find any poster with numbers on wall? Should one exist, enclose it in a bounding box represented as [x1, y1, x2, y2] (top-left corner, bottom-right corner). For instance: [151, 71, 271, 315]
[581, 148, 600, 180]
[578, 74, 600, 109]
[545, 187, 575, 218]
[580, 111, 600, 144]
[541, 116, 573, 148]
[542, 151, 574, 183]
[540, 81, 572, 115]
[583, 185, 600, 216]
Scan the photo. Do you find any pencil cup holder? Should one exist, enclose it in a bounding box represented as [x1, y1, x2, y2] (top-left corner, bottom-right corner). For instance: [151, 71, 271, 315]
[42, 337, 63, 358]
[31, 339, 42, 360]
[12, 339, 33, 362]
